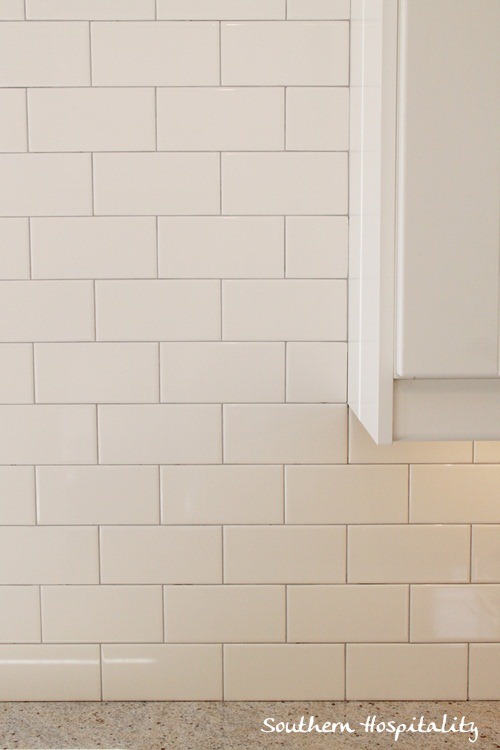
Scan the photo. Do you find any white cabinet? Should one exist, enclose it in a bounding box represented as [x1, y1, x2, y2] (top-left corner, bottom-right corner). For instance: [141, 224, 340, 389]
[349, 0, 500, 443]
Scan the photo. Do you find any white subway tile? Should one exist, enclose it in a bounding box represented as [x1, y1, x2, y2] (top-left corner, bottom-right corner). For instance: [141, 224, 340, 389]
[411, 585, 500, 642]
[410, 465, 500, 523]
[159, 216, 284, 279]
[28, 88, 156, 152]
[31, 217, 157, 280]
[157, 88, 283, 151]
[27, 0, 155, 19]
[222, 152, 347, 215]
[0, 22, 90, 86]
[96, 281, 220, 341]
[0, 0, 24, 19]
[224, 644, 344, 700]
[37, 466, 160, 525]
[100, 526, 222, 584]
[474, 441, 500, 462]
[349, 412, 473, 463]
[0, 218, 29, 279]
[0, 405, 96, 464]
[347, 644, 468, 700]
[158, 0, 285, 19]
[0, 154, 92, 217]
[224, 525, 345, 583]
[35, 343, 159, 403]
[93, 153, 219, 216]
[286, 343, 346, 402]
[91, 22, 219, 86]
[0, 281, 94, 342]
[286, 88, 349, 151]
[0, 526, 99, 584]
[41, 585, 163, 643]
[0, 89, 27, 151]
[0, 344, 33, 403]
[164, 585, 285, 643]
[285, 465, 408, 524]
[472, 526, 500, 582]
[288, 585, 408, 642]
[0, 587, 40, 643]
[224, 404, 347, 464]
[160, 343, 284, 403]
[223, 280, 346, 341]
[102, 644, 222, 700]
[0, 467, 35, 525]
[348, 525, 470, 584]
[221, 21, 348, 85]
[0, 645, 100, 701]
[161, 465, 283, 525]
[287, 0, 350, 19]
[469, 645, 500, 699]
[285, 216, 348, 278]
[98, 405, 221, 464]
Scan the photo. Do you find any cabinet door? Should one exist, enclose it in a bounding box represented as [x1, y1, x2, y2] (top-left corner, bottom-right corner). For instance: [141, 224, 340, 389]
[395, 0, 500, 378]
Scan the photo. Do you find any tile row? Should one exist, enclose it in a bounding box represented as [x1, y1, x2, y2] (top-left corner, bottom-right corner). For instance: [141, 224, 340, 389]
[0, 524, 497, 584]
[1, 87, 349, 152]
[0, 643, 497, 700]
[0, 21, 348, 87]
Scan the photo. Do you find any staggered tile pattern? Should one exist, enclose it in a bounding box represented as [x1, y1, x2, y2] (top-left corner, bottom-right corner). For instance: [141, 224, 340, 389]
[0, 0, 498, 702]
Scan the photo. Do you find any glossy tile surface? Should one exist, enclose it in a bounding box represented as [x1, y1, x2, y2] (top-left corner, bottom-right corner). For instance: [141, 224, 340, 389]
[411, 585, 500, 642]
[472, 525, 500, 582]
[0, 586, 40, 643]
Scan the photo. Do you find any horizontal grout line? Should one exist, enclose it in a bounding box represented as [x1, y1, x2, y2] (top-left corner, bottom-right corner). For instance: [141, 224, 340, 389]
[0, 522, 483, 528]
[10, 19, 350, 24]
[0, 85, 350, 90]
[0, 150, 349, 154]
[0, 214, 348, 218]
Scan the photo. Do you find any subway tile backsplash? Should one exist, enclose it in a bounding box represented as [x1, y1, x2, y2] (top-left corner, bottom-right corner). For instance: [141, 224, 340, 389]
[0, 4, 498, 703]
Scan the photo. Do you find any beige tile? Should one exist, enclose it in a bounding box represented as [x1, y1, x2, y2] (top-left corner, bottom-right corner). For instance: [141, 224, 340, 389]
[286, 465, 408, 524]
[37, 466, 159, 525]
[411, 585, 500, 642]
[35, 343, 159, 403]
[31, 217, 157, 280]
[164, 585, 285, 643]
[347, 644, 468, 700]
[94, 153, 219, 216]
[28, 88, 155, 152]
[348, 525, 470, 583]
[0, 467, 35, 525]
[161, 343, 284, 403]
[222, 153, 347, 215]
[27, 0, 155, 19]
[472, 526, 500, 582]
[288, 0, 350, 18]
[224, 404, 347, 464]
[0, 405, 96, 464]
[102, 644, 222, 700]
[288, 585, 408, 642]
[96, 281, 220, 341]
[159, 217, 284, 279]
[0, 0, 24, 19]
[224, 525, 345, 583]
[349, 411, 473, 463]
[0, 587, 40, 643]
[100, 526, 222, 584]
[223, 280, 346, 341]
[286, 88, 349, 151]
[0, 22, 90, 86]
[98, 405, 221, 464]
[161, 465, 283, 525]
[0, 219, 29, 279]
[158, 0, 285, 19]
[286, 343, 346, 402]
[221, 21, 348, 85]
[0, 645, 100, 701]
[91, 22, 219, 86]
[41, 585, 163, 643]
[0, 344, 33, 403]
[474, 441, 500, 462]
[285, 216, 348, 278]
[469, 644, 500, 699]
[0, 89, 27, 151]
[224, 644, 344, 700]
[410, 465, 500, 523]
[0, 526, 98, 584]
[158, 88, 284, 151]
[0, 154, 91, 216]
